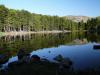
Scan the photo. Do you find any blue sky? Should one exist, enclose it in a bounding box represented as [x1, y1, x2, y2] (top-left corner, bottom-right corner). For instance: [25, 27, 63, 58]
[0, 0, 100, 17]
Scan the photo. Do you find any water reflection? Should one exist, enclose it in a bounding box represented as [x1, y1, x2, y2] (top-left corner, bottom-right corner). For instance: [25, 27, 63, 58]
[31, 43, 100, 70]
[0, 32, 100, 70]
[0, 32, 87, 55]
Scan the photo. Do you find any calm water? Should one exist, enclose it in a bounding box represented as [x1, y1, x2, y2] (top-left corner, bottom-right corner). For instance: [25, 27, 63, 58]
[0, 32, 100, 70]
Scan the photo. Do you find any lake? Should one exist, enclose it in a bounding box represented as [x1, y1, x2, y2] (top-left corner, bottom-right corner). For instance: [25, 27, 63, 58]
[0, 32, 100, 70]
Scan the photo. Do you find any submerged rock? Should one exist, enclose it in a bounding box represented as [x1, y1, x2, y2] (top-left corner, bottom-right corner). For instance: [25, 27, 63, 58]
[54, 54, 73, 70]
[30, 55, 40, 62]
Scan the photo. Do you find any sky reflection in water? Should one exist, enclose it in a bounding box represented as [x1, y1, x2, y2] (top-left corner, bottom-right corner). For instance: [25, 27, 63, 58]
[0, 32, 100, 70]
[7, 43, 100, 70]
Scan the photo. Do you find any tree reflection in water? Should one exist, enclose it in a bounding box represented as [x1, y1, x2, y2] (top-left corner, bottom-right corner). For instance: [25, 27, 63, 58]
[0, 32, 100, 66]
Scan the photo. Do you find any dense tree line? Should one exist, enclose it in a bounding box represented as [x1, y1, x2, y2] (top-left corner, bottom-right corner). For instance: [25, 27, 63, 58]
[0, 5, 100, 32]
[86, 17, 100, 32]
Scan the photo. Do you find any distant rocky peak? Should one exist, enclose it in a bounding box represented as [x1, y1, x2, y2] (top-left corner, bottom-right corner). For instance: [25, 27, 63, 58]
[65, 15, 91, 22]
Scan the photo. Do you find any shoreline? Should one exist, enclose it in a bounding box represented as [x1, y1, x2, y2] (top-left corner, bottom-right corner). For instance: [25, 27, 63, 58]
[1, 30, 71, 36]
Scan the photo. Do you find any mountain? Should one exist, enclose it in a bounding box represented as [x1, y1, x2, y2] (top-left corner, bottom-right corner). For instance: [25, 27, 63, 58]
[65, 15, 91, 22]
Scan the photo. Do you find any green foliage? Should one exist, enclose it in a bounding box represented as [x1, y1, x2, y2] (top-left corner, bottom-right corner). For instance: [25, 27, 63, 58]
[86, 18, 100, 32]
[0, 5, 79, 32]
[0, 5, 100, 32]
[0, 5, 8, 31]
